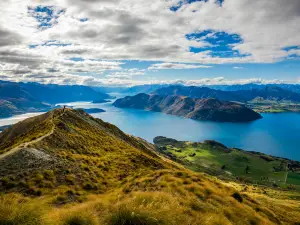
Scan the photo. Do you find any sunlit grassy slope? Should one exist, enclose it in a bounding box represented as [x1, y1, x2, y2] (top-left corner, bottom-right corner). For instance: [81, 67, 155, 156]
[154, 137, 300, 189]
[0, 109, 300, 225]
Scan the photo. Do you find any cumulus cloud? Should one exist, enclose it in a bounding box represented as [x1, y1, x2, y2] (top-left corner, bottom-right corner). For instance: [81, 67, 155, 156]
[0, 0, 299, 85]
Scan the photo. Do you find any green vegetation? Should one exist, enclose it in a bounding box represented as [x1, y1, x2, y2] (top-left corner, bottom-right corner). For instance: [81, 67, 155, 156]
[0, 109, 300, 225]
[154, 137, 300, 189]
[247, 99, 300, 113]
[287, 172, 300, 186]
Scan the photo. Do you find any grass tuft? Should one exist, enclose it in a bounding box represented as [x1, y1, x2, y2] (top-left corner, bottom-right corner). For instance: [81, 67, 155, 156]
[62, 212, 98, 225]
[0, 195, 43, 225]
[108, 206, 162, 225]
[231, 192, 243, 203]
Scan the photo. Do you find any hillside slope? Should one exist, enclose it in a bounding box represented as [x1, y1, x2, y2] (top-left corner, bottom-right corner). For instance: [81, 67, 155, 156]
[154, 136, 300, 189]
[113, 93, 262, 122]
[0, 109, 299, 224]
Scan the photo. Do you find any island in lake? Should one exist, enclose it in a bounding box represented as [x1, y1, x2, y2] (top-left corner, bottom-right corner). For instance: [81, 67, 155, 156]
[113, 93, 262, 122]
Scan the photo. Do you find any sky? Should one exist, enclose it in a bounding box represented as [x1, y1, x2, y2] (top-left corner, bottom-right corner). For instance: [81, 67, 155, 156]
[0, 0, 300, 86]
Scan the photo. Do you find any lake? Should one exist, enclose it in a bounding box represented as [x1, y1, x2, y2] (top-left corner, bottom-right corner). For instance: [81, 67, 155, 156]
[1, 99, 300, 161]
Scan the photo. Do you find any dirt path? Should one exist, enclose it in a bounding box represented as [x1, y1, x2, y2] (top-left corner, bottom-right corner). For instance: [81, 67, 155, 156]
[0, 110, 65, 160]
[284, 164, 289, 184]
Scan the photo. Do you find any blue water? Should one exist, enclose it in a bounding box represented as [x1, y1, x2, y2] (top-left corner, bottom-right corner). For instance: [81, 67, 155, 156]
[56, 100, 300, 161]
[1, 98, 300, 161]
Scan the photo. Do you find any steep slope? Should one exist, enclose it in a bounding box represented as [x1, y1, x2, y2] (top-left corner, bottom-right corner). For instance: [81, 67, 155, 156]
[0, 109, 299, 224]
[0, 108, 164, 190]
[113, 93, 262, 122]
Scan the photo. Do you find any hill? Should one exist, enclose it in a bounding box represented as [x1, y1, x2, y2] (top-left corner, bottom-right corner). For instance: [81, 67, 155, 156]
[153, 85, 300, 103]
[113, 93, 262, 122]
[154, 136, 300, 189]
[0, 109, 299, 224]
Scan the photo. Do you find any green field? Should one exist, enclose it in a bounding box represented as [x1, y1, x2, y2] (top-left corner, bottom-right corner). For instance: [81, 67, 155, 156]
[155, 137, 300, 188]
[246, 100, 300, 113]
[287, 172, 300, 185]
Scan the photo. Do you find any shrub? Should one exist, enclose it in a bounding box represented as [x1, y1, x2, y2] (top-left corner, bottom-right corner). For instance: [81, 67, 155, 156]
[65, 174, 76, 184]
[44, 170, 55, 180]
[108, 206, 162, 225]
[231, 192, 243, 203]
[26, 187, 42, 196]
[0, 195, 43, 225]
[35, 173, 44, 183]
[62, 211, 98, 225]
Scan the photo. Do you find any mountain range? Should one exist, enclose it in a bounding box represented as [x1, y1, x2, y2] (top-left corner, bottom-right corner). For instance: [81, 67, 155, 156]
[208, 83, 300, 93]
[113, 93, 262, 122]
[0, 80, 110, 118]
[153, 85, 300, 103]
[0, 108, 299, 224]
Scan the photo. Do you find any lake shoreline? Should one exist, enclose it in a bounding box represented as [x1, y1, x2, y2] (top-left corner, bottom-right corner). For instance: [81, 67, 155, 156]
[1, 100, 300, 161]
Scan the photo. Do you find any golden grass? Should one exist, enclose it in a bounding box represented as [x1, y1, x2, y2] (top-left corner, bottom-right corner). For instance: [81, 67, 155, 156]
[0, 194, 45, 225]
[1, 109, 300, 225]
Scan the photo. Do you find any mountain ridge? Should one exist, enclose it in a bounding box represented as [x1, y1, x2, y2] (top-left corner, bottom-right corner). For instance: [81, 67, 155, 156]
[153, 85, 300, 103]
[0, 80, 110, 118]
[0, 108, 299, 224]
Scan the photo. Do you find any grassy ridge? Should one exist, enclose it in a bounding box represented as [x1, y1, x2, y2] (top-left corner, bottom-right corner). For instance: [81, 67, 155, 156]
[0, 109, 300, 224]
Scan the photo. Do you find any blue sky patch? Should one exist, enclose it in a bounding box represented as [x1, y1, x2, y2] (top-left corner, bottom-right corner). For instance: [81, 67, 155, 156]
[170, 0, 223, 11]
[170, 0, 208, 11]
[80, 18, 89, 22]
[283, 46, 299, 51]
[28, 6, 65, 28]
[186, 30, 249, 58]
[215, 0, 224, 6]
[69, 57, 85, 62]
[29, 40, 71, 49]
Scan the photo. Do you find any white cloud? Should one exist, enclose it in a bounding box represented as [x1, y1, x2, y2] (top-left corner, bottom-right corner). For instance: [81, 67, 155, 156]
[106, 68, 146, 79]
[233, 66, 243, 69]
[0, 0, 299, 85]
[149, 63, 212, 70]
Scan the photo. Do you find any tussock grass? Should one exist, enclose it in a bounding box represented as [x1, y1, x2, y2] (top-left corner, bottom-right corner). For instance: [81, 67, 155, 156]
[108, 206, 162, 225]
[1, 109, 300, 225]
[61, 211, 99, 225]
[0, 195, 44, 225]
